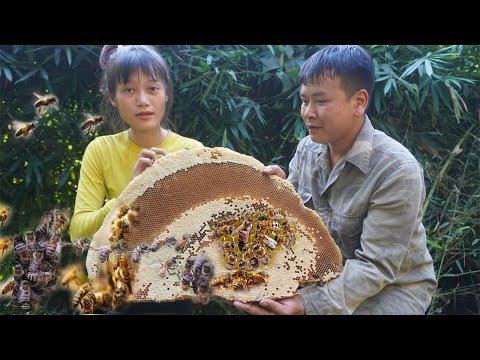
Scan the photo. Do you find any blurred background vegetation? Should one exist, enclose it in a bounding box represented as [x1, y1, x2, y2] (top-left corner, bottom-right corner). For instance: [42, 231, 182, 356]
[0, 45, 479, 314]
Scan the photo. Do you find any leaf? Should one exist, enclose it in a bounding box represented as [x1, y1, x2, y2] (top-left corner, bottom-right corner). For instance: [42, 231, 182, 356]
[65, 46, 72, 67]
[260, 55, 280, 72]
[3, 66, 12, 82]
[54, 47, 61, 66]
[384, 78, 393, 95]
[242, 106, 251, 121]
[425, 59, 433, 77]
[40, 68, 49, 81]
[237, 122, 250, 140]
[226, 70, 237, 82]
[222, 128, 227, 148]
[431, 82, 439, 113]
[455, 260, 464, 273]
[427, 239, 443, 250]
[266, 45, 275, 56]
[472, 238, 480, 246]
[201, 72, 218, 104]
[15, 68, 39, 84]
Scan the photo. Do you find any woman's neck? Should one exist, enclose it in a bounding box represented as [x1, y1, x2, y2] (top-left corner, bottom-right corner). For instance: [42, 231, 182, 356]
[128, 127, 169, 148]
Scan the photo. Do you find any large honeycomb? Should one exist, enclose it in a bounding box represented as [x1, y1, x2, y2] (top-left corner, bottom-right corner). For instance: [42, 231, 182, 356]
[85, 147, 342, 303]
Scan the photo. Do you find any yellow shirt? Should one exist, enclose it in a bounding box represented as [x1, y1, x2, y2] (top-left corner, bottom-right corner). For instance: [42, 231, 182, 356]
[69, 130, 203, 241]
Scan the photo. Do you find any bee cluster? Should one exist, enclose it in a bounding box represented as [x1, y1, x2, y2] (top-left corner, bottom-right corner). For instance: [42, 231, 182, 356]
[107, 205, 140, 250]
[71, 252, 129, 314]
[180, 255, 214, 305]
[209, 207, 296, 290]
[7, 209, 68, 311]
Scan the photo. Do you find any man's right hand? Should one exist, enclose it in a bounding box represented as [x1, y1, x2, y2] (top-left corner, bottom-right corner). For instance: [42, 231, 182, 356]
[263, 165, 286, 180]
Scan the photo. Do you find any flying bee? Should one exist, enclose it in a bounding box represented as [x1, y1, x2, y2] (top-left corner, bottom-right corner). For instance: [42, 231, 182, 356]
[75, 238, 91, 256]
[1, 280, 14, 295]
[33, 92, 57, 115]
[54, 211, 68, 234]
[13, 121, 36, 138]
[0, 238, 11, 256]
[61, 267, 80, 287]
[0, 207, 10, 227]
[81, 115, 104, 135]
[72, 282, 93, 308]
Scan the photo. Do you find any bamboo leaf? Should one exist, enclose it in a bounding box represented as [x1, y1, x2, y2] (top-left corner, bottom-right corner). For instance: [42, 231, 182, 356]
[3, 66, 12, 81]
[425, 59, 433, 77]
[65, 46, 72, 67]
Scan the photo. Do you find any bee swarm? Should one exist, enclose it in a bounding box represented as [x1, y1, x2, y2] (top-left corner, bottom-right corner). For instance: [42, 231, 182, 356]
[86, 147, 343, 303]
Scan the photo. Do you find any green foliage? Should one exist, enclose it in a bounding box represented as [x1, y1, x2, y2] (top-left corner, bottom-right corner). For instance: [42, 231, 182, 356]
[1, 45, 479, 314]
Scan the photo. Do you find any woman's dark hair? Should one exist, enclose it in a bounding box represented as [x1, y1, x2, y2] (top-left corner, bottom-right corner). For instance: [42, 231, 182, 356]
[299, 45, 375, 99]
[99, 45, 174, 134]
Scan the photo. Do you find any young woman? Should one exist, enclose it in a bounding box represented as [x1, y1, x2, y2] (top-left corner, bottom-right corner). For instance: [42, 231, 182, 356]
[70, 45, 203, 314]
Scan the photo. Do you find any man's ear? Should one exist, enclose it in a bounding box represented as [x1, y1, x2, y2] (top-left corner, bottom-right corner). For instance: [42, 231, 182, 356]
[353, 89, 368, 117]
[165, 95, 169, 103]
[110, 98, 117, 107]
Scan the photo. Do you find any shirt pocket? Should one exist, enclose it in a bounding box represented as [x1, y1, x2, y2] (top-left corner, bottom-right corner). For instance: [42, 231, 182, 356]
[331, 214, 363, 258]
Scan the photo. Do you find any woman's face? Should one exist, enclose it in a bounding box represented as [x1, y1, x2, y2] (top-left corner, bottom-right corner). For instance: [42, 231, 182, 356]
[111, 71, 168, 133]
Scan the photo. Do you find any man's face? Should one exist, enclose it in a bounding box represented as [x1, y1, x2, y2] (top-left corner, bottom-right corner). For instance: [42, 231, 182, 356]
[300, 77, 360, 146]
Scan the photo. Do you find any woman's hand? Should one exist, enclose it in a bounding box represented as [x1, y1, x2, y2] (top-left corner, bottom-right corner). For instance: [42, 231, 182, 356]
[263, 165, 286, 180]
[133, 147, 168, 178]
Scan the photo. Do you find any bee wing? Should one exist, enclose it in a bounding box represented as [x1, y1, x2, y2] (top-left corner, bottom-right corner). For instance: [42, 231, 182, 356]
[12, 120, 26, 132]
[33, 92, 43, 99]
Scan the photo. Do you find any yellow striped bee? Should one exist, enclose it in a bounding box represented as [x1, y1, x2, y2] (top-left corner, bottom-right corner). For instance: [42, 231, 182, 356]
[13, 121, 36, 138]
[33, 92, 57, 115]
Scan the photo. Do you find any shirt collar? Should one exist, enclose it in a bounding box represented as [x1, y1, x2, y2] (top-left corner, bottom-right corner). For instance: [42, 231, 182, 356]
[303, 115, 374, 174]
[344, 115, 373, 174]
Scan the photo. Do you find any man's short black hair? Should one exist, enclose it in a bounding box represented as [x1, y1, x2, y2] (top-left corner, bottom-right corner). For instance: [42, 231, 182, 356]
[299, 45, 375, 98]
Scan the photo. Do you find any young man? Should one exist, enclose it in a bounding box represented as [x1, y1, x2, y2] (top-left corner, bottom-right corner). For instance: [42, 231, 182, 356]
[234, 45, 437, 315]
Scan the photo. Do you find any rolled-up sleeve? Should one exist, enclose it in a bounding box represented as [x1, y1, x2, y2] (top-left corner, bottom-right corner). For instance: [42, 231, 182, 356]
[299, 161, 425, 314]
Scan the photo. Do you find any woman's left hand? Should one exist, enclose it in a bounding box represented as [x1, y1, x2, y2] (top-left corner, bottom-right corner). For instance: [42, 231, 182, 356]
[133, 147, 168, 178]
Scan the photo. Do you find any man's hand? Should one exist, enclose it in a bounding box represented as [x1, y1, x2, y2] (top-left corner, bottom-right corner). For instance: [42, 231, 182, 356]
[233, 295, 305, 315]
[263, 165, 286, 180]
[133, 147, 168, 178]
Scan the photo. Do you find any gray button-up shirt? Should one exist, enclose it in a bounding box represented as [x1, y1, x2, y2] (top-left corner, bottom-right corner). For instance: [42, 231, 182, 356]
[289, 115, 437, 314]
